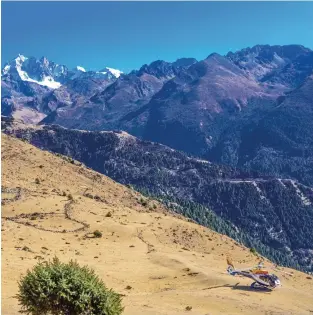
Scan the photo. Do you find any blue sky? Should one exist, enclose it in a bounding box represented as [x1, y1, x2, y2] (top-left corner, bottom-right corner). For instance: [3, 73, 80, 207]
[2, 1, 313, 72]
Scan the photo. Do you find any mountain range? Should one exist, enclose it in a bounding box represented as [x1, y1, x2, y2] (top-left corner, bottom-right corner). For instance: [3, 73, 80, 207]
[1, 54, 122, 123]
[2, 44, 313, 272]
[2, 45, 313, 184]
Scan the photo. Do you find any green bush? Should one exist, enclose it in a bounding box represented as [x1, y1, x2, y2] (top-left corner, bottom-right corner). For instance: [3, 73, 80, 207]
[93, 230, 103, 238]
[139, 198, 148, 207]
[250, 247, 257, 255]
[17, 257, 124, 315]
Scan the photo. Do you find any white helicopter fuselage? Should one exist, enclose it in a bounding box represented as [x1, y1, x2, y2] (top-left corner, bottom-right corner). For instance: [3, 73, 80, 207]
[227, 266, 281, 289]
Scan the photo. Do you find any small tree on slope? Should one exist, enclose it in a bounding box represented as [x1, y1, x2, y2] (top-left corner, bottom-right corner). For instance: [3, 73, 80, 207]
[17, 257, 124, 315]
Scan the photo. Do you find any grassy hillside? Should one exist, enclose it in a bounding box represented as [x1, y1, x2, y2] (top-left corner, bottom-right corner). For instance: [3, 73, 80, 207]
[3, 117, 313, 271]
[2, 134, 313, 315]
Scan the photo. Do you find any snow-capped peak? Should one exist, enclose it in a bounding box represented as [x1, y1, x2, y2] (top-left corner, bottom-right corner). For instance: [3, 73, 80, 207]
[76, 66, 86, 72]
[3, 54, 62, 89]
[2, 55, 122, 88]
[105, 67, 123, 78]
[2, 64, 11, 75]
[15, 54, 28, 64]
[97, 67, 123, 78]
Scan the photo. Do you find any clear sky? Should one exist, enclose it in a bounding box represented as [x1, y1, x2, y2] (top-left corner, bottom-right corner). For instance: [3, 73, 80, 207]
[2, 1, 313, 72]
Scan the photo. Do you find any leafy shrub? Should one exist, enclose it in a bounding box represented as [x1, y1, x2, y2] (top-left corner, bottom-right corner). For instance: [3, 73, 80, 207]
[93, 230, 103, 238]
[139, 198, 148, 207]
[35, 178, 40, 185]
[250, 247, 257, 255]
[17, 257, 124, 315]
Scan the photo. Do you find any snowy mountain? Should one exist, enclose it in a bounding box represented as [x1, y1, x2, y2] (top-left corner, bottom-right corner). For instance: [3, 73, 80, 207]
[98, 67, 123, 78]
[1, 55, 123, 90]
[76, 66, 86, 72]
[1, 54, 66, 89]
[1, 55, 123, 123]
[71, 65, 123, 80]
[2, 46, 313, 134]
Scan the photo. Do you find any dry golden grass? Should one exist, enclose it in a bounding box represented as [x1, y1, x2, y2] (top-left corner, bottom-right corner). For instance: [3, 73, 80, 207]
[2, 134, 313, 315]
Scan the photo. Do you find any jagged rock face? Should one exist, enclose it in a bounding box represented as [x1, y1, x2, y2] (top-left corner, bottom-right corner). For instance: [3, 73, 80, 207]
[226, 44, 312, 81]
[260, 51, 313, 89]
[1, 55, 122, 124]
[132, 58, 197, 80]
[19, 56, 70, 84]
[39, 73, 164, 131]
[2, 53, 198, 129]
[2, 55, 68, 90]
[1, 55, 122, 88]
[2, 116, 313, 272]
[40, 58, 198, 131]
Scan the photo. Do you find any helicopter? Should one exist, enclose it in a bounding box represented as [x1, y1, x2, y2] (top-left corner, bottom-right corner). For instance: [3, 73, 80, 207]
[226, 258, 283, 290]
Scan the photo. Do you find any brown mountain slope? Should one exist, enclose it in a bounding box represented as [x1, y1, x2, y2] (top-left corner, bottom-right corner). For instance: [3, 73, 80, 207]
[1, 134, 313, 315]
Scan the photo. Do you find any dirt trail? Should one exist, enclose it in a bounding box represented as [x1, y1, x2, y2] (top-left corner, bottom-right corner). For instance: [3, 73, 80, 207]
[2, 134, 313, 315]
